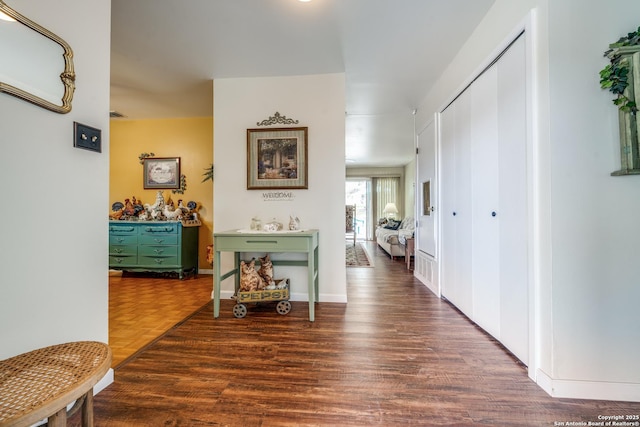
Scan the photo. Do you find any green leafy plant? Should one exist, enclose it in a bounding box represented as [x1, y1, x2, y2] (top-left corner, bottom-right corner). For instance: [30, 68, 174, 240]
[599, 26, 640, 115]
[201, 164, 214, 183]
[138, 152, 155, 164]
[171, 174, 187, 195]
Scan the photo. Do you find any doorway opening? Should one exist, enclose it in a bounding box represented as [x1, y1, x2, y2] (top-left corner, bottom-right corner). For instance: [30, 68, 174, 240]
[346, 179, 370, 240]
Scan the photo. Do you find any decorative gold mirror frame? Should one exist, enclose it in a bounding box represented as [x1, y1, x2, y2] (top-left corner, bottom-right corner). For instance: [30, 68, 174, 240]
[0, 0, 75, 113]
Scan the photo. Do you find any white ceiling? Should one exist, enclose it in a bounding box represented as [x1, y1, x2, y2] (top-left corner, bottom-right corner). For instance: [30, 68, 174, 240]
[110, 0, 495, 167]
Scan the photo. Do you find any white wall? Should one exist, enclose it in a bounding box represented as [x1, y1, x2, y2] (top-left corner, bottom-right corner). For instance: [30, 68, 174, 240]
[416, 0, 640, 401]
[404, 159, 416, 219]
[546, 0, 640, 393]
[214, 74, 347, 303]
[0, 0, 111, 365]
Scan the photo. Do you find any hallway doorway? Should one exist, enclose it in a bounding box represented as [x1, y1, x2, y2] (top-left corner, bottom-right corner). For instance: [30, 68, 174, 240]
[346, 179, 370, 240]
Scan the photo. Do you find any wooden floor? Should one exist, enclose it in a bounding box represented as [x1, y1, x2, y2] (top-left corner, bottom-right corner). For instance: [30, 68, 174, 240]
[81, 242, 640, 426]
[108, 271, 214, 368]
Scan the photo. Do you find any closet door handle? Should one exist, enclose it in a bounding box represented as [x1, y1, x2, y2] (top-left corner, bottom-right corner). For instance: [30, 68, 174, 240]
[491, 211, 497, 217]
[452, 212, 457, 216]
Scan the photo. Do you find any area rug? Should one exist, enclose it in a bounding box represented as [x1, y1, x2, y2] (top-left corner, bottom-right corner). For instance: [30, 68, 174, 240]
[346, 242, 373, 267]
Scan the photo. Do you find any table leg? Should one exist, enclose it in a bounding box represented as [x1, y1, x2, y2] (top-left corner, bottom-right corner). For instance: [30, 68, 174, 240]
[234, 252, 241, 294]
[314, 245, 319, 303]
[214, 249, 221, 318]
[307, 247, 316, 322]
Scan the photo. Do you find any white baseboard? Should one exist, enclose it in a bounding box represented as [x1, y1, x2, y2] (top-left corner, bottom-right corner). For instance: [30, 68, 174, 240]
[96, 368, 114, 394]
[536, 369, 640, 402]
[198, 268, 213, 275]
[420, 276, 439, 297]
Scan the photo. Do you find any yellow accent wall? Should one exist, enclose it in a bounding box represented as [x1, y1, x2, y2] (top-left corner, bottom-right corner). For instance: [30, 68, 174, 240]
[110, 117, 214, 271]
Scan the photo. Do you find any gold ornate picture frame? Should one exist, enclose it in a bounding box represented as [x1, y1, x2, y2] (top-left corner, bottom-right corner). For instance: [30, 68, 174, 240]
[247, 127, 308, 190]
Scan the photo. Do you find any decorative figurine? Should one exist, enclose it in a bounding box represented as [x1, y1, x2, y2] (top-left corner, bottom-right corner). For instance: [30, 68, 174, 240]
[109, 191, 200, 224]
[263, 219, 283, 232]
[163, 203, 182, 220]
[289, 215, 300, 230]
[144, 190, 165, 219]
[250, 217, 262, 231]
[109, 201, 125, 220]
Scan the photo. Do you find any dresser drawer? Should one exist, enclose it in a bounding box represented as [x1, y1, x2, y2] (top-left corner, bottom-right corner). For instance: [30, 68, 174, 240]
[109, 234, 138, 246]
[216, 235, 311, 252]
[139, 245, 178, 257]
[108, 224, 137, 234]
[139, 234, 179, 245]
[109, 254, 137, 266]
[138, 255, 179, 266]
[140, 224, 178, 234]
[109, 245, 137, 256]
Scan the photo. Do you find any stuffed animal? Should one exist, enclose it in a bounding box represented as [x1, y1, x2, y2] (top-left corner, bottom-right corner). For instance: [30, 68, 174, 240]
[239, 260, 266, 292]
[257, 254, 275, 288]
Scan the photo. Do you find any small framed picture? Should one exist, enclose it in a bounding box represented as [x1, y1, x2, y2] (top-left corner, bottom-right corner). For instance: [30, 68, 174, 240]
[247, 127, 308, 190]
[143, 157, 181, 189]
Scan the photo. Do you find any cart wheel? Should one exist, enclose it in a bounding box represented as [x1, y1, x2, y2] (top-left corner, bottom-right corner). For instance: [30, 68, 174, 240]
[233, 303, 247, 318]
[276, 300, 291, 315]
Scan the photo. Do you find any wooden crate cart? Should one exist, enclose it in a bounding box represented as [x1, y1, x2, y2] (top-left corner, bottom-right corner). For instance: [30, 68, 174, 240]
[233, 278, 291, 318]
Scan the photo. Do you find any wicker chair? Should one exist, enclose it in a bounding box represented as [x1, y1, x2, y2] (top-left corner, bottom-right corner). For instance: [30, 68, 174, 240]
[345, 205, 356, 246]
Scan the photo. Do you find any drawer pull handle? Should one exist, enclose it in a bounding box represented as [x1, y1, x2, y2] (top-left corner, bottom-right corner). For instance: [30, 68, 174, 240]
[110, 227, 135, 232]
[116, 237, 125, 243]
[114, 248, 123, 254]
[113, 258, 123, 264]
[153, 249, 164, 254]
[153, 259, 164, 264]
[246, 240, 279, 244]
[154, 238, 165, 243]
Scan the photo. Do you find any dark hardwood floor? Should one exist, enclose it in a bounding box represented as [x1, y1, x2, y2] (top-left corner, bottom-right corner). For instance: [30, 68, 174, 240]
[79, 242, 640, 426]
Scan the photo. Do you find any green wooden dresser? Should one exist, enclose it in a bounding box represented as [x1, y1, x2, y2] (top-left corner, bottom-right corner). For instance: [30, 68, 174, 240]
[109, 221, 199, 279]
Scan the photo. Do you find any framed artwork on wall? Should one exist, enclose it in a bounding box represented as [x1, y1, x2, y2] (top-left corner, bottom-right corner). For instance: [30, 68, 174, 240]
[143, 157, 181, 189]
[246, 127, 308, 190]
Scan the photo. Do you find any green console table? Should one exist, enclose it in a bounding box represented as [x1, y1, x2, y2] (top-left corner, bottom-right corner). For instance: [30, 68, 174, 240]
[109, 220, 200, 279]
[213, 229, 319, 321]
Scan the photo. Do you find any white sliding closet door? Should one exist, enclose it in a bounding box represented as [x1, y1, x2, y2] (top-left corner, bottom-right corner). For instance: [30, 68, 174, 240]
[497, 35, 528, 363]
[438, 33, 528, 364]
[470, 65, 500, 338]
[440, 102, 457, 308]
[440, 89, 473, 316]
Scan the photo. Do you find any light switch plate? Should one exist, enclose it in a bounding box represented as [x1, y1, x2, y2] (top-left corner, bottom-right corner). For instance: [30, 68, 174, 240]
[74, 122, 101, 153]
